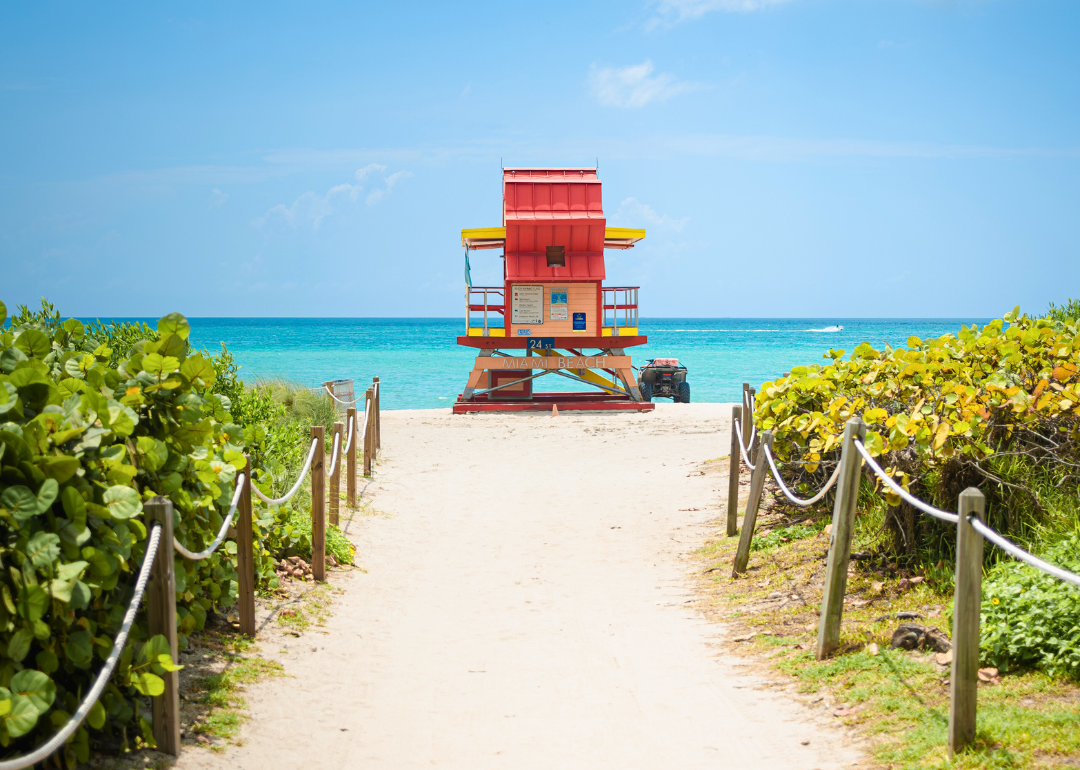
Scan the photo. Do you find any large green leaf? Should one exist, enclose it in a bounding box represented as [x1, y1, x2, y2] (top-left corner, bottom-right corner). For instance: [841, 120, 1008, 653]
[64, 630, 93, 668]
[2, 694, 39, 738]
[18, 585, 49, 622]
[10, 669, 56, 715]
[7, 628, 32, 662]
[36, 455, 81, 483]
[26, 532, 60, 568]
[1, 486, 38, 521]
[131, 672, 164, 697]
[136, 436, 168, 472]
[102, 485, 142, 520]
[13, 329, 51, 359]
[157, 312, 190, 340]
[35, 477, 58, 514]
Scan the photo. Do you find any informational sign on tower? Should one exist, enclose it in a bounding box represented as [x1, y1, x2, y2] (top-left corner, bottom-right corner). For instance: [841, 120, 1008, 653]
[549, 288, 568, 321]
[511, 285, 544, 325]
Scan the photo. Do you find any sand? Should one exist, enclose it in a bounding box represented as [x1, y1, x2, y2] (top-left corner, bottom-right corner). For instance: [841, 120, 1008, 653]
[178, 404, 861, 769]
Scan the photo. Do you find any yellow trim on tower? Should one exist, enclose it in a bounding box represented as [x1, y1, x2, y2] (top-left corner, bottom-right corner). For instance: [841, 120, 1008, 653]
[604, 228, 646, 241]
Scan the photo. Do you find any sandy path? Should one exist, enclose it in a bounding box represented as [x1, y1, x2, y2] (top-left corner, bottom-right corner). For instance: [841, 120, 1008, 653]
[181, 404, 860, 769]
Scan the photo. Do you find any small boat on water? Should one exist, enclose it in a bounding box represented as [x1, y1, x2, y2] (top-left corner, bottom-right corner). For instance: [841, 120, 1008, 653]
[808, 325, 844, 332]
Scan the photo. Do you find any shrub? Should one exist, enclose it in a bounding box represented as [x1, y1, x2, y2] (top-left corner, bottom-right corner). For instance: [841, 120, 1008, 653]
[981, 534, 1080, 678]
[753, 307, 1080, 557]
[0, 299, 253, 760]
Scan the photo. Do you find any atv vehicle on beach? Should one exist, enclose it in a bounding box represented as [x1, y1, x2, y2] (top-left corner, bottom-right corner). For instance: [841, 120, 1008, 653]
[637, 358, 690, 403]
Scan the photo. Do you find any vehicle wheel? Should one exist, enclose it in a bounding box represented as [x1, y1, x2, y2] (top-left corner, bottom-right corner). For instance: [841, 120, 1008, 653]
[639, 381, 653, 402]
[677, 382, 690, 403]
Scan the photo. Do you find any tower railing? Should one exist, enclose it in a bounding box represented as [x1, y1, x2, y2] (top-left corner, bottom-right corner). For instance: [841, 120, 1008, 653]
[602, 286, 639, 335]
[465, 286, 506, 336]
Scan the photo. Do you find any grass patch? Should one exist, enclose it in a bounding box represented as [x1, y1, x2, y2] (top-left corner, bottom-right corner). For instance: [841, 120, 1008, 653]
[692, 489, 1080, 770]
[188, 652, 286, 747]
[275, 582, 336, 635]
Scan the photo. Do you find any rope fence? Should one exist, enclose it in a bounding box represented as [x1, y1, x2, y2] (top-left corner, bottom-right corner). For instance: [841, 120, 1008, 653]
[0, 376, 382, 767]
[724, 382, 1080, 756]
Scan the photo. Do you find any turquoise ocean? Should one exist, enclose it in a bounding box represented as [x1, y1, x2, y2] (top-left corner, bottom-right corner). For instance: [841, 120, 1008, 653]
[101, 317, 994, 410]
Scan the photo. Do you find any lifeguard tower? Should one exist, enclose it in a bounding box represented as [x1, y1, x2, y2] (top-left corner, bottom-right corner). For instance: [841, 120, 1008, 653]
[454, 167, 653, 413]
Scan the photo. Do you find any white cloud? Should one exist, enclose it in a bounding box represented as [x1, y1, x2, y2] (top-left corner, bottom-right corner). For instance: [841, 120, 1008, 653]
[255, 166, 412, 229]
[209, 188, 229, 208]
[366, 170, 413, 205]
[588, 60, 696, 109]
[649, 0, 793, 28]
[612, 197, 689, 231]
[354, 163, 386, 181]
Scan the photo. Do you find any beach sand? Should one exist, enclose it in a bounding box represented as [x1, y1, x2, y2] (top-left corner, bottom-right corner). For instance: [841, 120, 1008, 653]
[177, 404, 861, 769]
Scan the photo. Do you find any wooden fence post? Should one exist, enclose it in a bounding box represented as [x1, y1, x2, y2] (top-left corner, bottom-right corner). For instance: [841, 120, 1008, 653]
[741, 383, 751, 446]
[329, 421, 343, 526]
[727, 404, 742, 537]
[311, 425, 326, 582]
[747, 387, 758, 465]
[815, 417, 866, 660]
[949, 487, 985, 757]
[373, 376, 381, 453]
[237, 456, 255, 636]
[732, 430, 772, 576]
[145, 497, 180, 756]
[363, 387, 374, 476]
[346, 406, 357, 508]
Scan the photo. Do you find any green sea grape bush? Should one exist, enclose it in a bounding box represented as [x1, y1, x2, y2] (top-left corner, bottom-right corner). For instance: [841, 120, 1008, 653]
[0, 298, 259, 763]
[980, 534, 1080, 679]
[753, 307, 1080, 553]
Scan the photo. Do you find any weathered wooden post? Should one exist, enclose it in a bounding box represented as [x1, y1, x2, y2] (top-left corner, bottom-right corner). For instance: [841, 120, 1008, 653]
[311, 425, 326, 581]
[346, 406, 357, 508]
[732, 430, 771, 576]
[815, 417, 866, 660]
[741, 383, 751, 445]
[747, 387, 758, 465]
[727, 404, 742, 537]
[329, 421, 343, 526]
[949, 488, 985, 757]
[237, 456, 256, 636]
[363, 387, 374, 476]
[145, 497, 180, 756]
[373, 376, 381, 454]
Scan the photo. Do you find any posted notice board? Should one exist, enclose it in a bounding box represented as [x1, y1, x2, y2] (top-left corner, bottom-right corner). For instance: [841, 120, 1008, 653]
[549, 287, 568, 321]
[511, 285, 544, 325]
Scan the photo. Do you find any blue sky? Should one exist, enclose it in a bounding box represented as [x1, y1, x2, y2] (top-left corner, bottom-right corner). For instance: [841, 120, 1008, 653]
[2, 0, 1077, 319]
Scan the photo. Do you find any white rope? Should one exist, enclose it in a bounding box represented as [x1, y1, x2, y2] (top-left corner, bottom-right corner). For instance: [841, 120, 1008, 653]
[852, 440, 959, 523]
[252, 438, 319, 506]
[761, 443, 842, 506]
[323, 386, 364, 406]
[326, 430, 342, 478]
[733, 420, 756, 471]
[0, 524, 162, 770]
[342, 414, 354, 455]
[970, 518, 1080, 588]
[174, 473, 245, 560]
